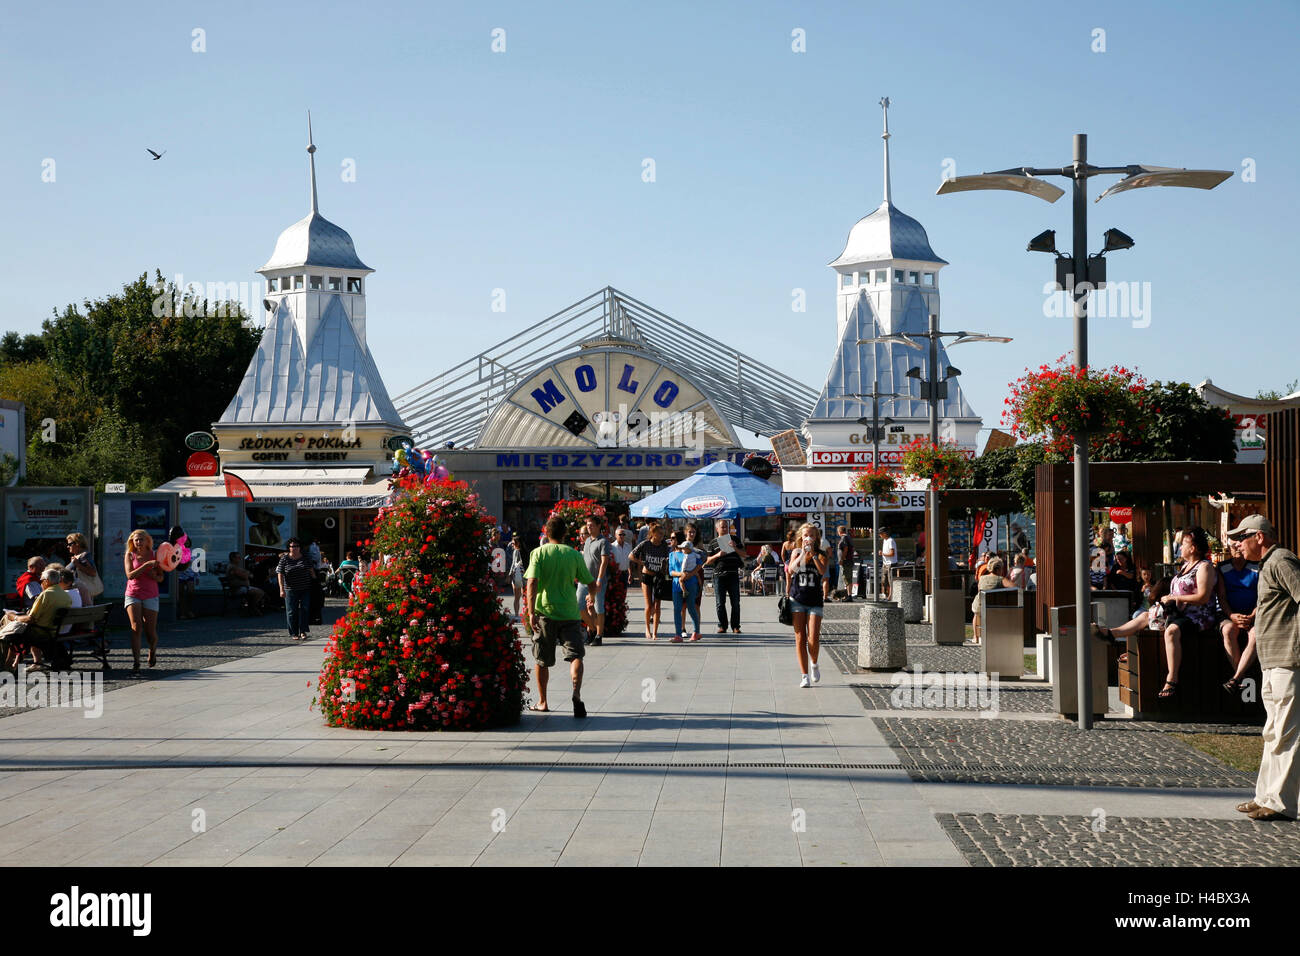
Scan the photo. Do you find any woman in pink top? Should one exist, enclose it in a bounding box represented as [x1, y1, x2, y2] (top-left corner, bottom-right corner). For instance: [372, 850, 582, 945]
[124, 529, 164, 673]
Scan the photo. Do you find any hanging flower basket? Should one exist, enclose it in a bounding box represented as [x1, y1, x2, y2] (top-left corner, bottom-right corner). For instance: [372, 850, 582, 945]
[850, 464, 901, 502]
[1001, 355, 1146, 456]
[899, 437, 970, 491]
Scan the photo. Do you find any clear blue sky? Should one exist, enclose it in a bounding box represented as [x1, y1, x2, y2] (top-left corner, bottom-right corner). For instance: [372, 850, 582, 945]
[3, 0, 1296, 440]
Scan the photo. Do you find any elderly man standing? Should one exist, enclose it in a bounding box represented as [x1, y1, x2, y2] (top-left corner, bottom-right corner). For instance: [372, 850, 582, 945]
[1229, 515, 1300, 821]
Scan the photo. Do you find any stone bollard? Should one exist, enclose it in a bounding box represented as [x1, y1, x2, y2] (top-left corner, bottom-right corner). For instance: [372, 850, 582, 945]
[857, 601, 906, 670]
[894, 579, 924, 624]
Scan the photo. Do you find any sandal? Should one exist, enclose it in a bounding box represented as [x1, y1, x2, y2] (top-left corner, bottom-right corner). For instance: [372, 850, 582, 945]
[1158, 680, 1178, 699]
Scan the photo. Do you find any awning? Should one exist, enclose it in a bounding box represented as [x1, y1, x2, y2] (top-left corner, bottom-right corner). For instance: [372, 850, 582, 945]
[154, 469, 393, 509]
[220, 466, 372, 484]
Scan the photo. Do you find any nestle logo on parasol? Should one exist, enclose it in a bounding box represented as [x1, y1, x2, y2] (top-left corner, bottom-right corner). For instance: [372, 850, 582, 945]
[682, 496, 728, 518]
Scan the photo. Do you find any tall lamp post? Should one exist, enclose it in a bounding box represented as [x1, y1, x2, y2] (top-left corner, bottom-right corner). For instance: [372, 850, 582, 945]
[859, 319, 1011, 635]
[937, 136, 1229, 729]
[847, 388, 901, 601]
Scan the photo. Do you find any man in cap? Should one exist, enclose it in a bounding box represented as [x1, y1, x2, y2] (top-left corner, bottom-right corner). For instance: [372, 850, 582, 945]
[1228, 514, 1300, 821]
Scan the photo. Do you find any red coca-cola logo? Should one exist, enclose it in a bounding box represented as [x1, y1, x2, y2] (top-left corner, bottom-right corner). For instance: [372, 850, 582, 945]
[187, 452, 218, 476]
[1109, 506, 1133, 524]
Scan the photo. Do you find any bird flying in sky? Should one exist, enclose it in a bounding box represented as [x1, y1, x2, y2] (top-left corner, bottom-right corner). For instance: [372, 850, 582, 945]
[146, 148, 166, 160]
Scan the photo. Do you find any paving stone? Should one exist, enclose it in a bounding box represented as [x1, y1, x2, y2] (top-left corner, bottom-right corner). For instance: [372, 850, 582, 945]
[938, 812, 1300, 866]
[873, 717, 1256, 789]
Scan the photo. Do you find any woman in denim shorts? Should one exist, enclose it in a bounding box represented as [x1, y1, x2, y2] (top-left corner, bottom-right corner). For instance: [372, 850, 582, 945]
[786, 522, 827, 688]
[124, 529, 164, 673]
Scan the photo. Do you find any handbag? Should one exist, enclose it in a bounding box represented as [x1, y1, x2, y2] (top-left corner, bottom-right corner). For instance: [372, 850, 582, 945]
[73, 554, 104, 598]
[777, 595, 794, 626]
[654, 575, 673, 602]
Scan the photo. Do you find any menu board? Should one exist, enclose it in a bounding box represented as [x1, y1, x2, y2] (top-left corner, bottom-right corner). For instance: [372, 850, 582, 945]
[769, 429, 807, 466]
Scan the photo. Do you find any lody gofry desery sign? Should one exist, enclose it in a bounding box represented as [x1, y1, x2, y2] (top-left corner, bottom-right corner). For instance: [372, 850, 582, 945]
[780, 490, 927, 513]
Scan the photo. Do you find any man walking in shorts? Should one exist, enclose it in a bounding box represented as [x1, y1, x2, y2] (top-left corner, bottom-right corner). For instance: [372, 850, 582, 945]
[523, 515, 593, 718]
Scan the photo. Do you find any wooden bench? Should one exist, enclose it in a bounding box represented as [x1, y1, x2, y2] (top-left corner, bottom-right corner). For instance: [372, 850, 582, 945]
[53, 604, 112, 672]
[1118, 627, 1264, 721]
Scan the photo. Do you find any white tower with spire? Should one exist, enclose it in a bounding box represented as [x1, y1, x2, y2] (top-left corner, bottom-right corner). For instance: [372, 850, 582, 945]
[215, 115, 406, 444]
[830, 98, 947, 341]
[257, 113, 373, 353]
[801, 99, 981, 458]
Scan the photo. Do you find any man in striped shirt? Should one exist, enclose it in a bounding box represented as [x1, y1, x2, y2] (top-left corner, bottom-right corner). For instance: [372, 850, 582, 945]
[277, 538, 317, 642]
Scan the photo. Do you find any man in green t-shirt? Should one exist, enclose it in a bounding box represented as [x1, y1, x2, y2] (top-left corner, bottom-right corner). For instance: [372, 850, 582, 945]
[523, 515, 594, 717]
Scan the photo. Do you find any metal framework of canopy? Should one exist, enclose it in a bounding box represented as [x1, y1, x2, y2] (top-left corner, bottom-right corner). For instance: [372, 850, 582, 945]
[392, 287, 818, 449]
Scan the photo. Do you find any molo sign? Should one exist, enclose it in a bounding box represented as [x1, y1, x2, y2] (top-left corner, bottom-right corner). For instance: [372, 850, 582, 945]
[481, 348, 731, 449]
[531, 363, 682, 414]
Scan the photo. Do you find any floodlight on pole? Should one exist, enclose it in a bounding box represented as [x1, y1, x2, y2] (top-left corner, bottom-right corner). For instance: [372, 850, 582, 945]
[1102, 228, 1135, 252]
[1027, 229, 1058, 254]
[937, 135, 1230, 731]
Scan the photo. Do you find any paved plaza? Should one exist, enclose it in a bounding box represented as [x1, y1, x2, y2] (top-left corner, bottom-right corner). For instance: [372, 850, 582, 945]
[0, 594, 1275, 866]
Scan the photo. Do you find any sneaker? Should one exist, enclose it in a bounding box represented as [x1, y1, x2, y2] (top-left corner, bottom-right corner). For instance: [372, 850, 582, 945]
[810, 661, 821, 683]
[799, 674, 810, 688]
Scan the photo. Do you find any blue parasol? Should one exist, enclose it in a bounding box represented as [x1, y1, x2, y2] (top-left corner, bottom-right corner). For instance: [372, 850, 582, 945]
[629, 461, 780, 519]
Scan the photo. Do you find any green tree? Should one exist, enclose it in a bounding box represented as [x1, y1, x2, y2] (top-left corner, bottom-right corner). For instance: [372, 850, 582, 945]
[0, 332, 47, 366]
[1, 271, 260, 488]
[25, 409, 161, 490]
[1123, 382, 1237, 463]
[40, 271, 260, 480]
[964, 440, 1056, 514]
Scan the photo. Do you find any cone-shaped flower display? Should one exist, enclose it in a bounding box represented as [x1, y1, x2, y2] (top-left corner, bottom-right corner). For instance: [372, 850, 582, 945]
[317, 474, 527, 730]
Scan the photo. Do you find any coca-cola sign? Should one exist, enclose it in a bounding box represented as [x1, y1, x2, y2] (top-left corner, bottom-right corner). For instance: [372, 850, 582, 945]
[186, 452, 218, 477]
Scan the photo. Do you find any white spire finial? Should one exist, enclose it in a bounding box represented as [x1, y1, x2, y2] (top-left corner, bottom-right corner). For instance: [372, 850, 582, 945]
[880, 97, 892, 204]
[307, 110, 319, 215]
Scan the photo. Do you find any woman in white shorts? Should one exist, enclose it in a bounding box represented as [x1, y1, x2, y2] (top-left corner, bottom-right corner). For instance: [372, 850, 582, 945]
[124, 529, 164, 673]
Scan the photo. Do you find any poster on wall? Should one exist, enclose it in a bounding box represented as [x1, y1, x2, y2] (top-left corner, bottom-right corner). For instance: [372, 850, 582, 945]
[179, 498, 243, 593]
[99, 493, 178, 601]
[245, 500, 296, 552]
[1, 487, 93, 589]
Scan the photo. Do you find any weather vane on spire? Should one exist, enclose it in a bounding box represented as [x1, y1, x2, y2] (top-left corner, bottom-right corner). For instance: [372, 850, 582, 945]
[880, 97, 892, 205]
[307, 110, 319, 215]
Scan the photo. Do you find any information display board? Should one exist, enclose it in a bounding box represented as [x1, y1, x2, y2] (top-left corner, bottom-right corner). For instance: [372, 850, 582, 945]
[179, 498, 244, 592]
[100, 493, 179, 601]
[0, 487, 93, 590]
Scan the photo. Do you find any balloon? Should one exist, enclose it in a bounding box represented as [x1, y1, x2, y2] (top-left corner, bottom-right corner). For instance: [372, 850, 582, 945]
[433, 465, 449, 479]
[156, 542, 180, 572]
[175, 534, 192, 564]
[395, 449, 409, 468]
